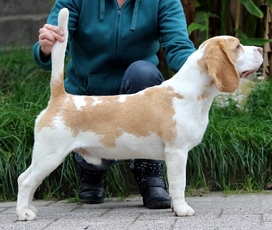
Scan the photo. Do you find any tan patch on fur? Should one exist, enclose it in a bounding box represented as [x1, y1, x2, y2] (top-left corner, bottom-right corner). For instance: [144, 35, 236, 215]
[36, 73, 67, 132]
[35, 99, 64, 133]
[37, 86, 183, 148]
[206, 79, 215, 88]
[51, 73, 66, 98]
[197, 91, 209, 100]
[166, 86, 184, 99]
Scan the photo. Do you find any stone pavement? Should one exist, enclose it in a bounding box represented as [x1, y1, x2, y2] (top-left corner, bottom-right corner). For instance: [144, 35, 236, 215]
[0, 192, 272, 230]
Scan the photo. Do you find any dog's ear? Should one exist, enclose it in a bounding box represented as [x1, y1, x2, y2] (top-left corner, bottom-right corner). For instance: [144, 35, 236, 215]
[204, 41, 240, 92]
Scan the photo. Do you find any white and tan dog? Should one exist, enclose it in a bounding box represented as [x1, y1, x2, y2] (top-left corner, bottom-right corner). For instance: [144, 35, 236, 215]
[16, 8, 263, 220]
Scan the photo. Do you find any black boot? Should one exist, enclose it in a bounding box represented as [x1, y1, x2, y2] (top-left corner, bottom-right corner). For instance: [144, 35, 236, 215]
[74, 160, 106, 204]
[130, 160, 171, 209]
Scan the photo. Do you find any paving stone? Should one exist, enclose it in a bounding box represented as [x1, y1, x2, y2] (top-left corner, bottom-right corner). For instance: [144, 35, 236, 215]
[1, 192, 272, 230]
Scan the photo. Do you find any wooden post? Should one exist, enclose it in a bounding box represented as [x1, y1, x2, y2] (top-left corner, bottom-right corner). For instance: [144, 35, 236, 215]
[235, 0, 241, 37]
[182, 0, 196, 44]
[261, 2, 272, 79]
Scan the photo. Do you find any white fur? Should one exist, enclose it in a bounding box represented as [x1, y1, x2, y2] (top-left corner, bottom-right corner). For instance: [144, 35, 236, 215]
[73, 96, 86, 110]
[16, 8, 263, 220]
[92, 96, 103, 106]
[118, 94, 128, 103]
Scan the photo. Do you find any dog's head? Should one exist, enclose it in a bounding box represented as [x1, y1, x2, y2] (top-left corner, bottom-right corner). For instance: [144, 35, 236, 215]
[198, 36, 263, 92]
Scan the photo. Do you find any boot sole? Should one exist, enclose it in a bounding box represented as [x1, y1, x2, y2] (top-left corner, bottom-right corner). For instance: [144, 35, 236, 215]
[146, 201, 171, 209]
[79, 198, 105, 204]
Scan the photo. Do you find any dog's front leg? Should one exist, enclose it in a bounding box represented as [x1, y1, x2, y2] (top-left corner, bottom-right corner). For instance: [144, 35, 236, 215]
[165, 149, 195, 216]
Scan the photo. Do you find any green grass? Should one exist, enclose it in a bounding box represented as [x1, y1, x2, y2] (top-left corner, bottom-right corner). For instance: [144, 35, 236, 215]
[0, 48, 271, 201]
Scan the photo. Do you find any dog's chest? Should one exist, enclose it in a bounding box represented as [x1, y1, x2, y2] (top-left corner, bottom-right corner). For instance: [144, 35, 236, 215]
[172, 97, 210, 148]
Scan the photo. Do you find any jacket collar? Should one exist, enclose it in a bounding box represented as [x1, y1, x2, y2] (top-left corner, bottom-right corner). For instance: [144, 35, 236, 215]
[100, 0, 141, 31]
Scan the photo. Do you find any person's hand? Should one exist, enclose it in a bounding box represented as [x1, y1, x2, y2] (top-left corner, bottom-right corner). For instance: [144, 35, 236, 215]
[39, 24, 64, 58]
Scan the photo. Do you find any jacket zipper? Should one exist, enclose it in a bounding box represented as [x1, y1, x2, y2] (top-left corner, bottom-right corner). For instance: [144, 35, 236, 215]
[114, 9, 121, 61]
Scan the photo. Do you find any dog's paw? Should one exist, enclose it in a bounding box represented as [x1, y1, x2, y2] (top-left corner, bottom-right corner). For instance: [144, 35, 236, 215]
[30, 204, 38, 214]
[172, 203, 195, 217]
[17, 207, 37, 221]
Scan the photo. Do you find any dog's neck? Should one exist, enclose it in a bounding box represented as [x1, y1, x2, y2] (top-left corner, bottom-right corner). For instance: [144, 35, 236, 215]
[164, 51, 219, 102]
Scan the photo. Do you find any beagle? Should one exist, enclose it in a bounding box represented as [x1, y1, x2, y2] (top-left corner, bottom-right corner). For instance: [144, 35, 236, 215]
[16, 8, 263, 220]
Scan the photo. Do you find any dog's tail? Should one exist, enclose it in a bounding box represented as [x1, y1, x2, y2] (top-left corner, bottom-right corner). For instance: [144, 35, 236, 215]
[50, 8, 69, 98]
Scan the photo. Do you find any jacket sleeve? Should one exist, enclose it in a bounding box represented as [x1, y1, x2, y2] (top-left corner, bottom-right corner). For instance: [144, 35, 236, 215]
[32, 0, 80, 70]
[158, 0, 196, 72]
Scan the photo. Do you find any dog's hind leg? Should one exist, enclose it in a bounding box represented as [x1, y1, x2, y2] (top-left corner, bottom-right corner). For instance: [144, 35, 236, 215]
[16, 165, 38, 219]
[165, 148, 195, 217]
[16, 146, 69, 220]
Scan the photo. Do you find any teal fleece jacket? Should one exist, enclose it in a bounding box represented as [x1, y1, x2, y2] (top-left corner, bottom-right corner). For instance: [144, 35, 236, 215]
[33, 0, 196, 96]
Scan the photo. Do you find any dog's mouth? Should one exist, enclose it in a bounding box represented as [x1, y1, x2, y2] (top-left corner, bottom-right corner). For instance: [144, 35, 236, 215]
[240, 69, 258, 78]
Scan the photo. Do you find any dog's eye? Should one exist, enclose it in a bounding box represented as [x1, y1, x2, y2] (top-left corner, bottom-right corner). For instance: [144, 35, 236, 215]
[236, 44, 241, 49]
